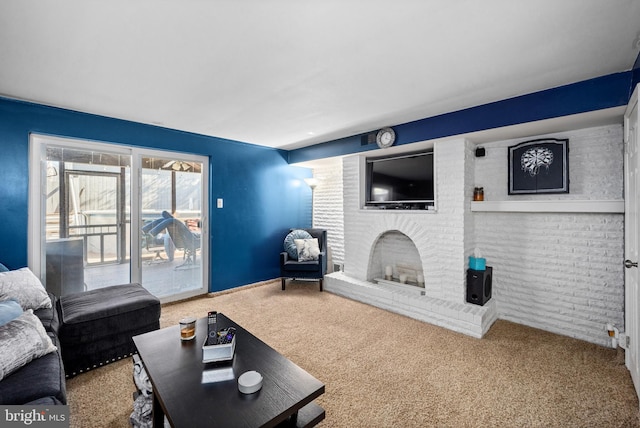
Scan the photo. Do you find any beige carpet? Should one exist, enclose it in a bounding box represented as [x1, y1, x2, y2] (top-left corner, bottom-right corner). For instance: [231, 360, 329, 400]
[67, 280, 640, 427]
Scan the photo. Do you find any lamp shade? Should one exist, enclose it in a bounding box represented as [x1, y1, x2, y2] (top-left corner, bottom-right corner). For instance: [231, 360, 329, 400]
[304, 178, 319, 189]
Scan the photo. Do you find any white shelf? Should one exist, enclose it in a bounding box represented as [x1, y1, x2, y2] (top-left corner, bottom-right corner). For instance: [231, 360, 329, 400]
[470, 200, 624, 213]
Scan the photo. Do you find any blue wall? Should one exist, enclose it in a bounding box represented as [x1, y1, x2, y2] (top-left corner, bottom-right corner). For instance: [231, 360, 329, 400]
[0, 97, 312, 292]
[289, 71, 634, 164]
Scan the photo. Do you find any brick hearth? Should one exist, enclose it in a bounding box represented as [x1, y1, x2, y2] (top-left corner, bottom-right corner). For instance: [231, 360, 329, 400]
[325, 272, 496, 337]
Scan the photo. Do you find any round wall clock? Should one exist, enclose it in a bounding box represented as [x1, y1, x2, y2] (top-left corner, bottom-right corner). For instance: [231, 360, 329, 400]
[376, 127, 396, 149]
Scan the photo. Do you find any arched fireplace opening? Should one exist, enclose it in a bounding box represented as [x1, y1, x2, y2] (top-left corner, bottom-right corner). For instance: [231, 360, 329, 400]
[367, 230, 424, 288]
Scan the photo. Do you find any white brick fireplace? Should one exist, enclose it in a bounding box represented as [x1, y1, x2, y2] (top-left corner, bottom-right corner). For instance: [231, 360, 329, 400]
[325, 139, 497, 338]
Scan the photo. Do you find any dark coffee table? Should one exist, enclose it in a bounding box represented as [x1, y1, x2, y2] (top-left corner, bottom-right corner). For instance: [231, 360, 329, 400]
[133, 313, 325, 428]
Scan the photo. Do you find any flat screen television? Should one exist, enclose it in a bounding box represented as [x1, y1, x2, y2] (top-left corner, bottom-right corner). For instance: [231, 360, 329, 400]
[365, 151, 434, 209]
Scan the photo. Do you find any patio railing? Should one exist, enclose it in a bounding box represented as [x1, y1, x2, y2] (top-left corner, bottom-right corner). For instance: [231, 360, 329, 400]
[69, 223, 123, 265]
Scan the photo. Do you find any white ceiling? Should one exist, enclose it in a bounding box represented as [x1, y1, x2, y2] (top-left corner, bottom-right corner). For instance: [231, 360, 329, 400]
[1, 1, 639, 150]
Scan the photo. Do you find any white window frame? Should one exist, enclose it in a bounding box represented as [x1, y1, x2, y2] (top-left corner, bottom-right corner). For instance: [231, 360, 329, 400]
[28, 134, 209, 302]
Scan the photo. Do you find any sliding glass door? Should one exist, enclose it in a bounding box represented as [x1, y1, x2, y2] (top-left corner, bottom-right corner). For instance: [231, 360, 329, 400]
[29, 135, 208, 302]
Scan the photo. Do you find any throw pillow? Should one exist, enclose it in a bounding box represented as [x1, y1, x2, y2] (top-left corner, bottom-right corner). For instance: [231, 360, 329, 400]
[0, 263, 8, 273]
[0, 299, 22, 326]
[0, 268, 52, 311]
[294, 238, 320, 262]
[283, 229, 312, 260]
[0, 309, 57, 381]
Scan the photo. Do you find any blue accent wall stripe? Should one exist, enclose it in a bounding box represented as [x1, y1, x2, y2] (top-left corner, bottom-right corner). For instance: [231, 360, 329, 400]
[288, 71, 633, 164]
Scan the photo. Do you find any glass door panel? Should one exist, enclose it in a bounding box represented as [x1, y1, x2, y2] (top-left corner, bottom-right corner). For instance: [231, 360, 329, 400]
[43, 145, 131, 295]
[139, 156, 205, 299]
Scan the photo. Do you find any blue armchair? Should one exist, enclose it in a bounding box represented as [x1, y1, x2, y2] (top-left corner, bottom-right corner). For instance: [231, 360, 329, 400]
[280, 228, 327, 291]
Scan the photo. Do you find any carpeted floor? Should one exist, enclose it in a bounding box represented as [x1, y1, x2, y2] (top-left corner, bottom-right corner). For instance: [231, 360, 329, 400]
[67, 280, 640, 427]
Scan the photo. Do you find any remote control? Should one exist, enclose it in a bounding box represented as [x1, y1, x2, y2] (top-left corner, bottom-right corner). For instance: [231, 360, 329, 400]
[206, 311, 218, 346]
[217, 327, 236, 344]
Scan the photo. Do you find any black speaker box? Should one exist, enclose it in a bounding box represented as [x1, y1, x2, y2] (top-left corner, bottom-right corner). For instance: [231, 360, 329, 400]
[466, 266, 492, 306]
[361, 131, 378, 146]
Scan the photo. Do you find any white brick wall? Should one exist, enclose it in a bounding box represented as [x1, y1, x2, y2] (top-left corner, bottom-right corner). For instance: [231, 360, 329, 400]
[473, 125, 624, 347]
[474, 212, 623, 345]
[312, 161, 344, 270]
[464, 140, 478, 268]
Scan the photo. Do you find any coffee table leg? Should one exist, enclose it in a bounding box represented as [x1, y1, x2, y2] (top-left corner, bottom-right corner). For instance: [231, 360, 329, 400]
[152, 392, 165, 427]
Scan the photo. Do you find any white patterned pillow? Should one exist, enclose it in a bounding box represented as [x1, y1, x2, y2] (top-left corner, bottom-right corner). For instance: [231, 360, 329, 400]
[294, 238, 320, 262]
[0, 309, 57, 380]
[0, 268, 52, 310]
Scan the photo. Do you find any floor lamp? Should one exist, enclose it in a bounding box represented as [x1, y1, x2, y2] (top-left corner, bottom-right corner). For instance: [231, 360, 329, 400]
[304, 178, 319, 226]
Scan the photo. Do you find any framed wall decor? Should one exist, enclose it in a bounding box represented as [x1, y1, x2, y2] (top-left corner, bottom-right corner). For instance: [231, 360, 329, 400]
[508, 138, 569, 194]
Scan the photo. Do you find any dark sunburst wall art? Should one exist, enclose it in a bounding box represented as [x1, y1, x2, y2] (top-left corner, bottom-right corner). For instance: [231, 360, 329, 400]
[508, 138, 569, 194]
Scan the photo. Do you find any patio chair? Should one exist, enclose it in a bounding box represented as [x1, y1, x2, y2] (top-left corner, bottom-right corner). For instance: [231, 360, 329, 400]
[142, 230, 168, 263]
[142, 213, 175, 263]
[149, 213, 201, 269]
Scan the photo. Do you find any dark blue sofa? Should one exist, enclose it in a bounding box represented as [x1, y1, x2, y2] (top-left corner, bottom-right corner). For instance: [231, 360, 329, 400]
[0, 263, 160, 405]
[0, 298, 66, 404]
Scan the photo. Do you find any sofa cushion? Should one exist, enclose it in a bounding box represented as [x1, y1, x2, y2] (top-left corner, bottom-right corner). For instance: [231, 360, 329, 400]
[0, 299, 22, 326]
[34, 293, 60, 334]
[283, 259, 321, 272]
[60, 283, 159, 326]
[0, 333, 66, 404]
[0, 267, 52, 311]
[0, 309, 57, 381]
[283, 229, 312, 260]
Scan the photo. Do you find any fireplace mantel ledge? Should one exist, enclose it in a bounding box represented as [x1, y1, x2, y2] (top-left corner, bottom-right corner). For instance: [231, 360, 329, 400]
[470, 200, 623, 213]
